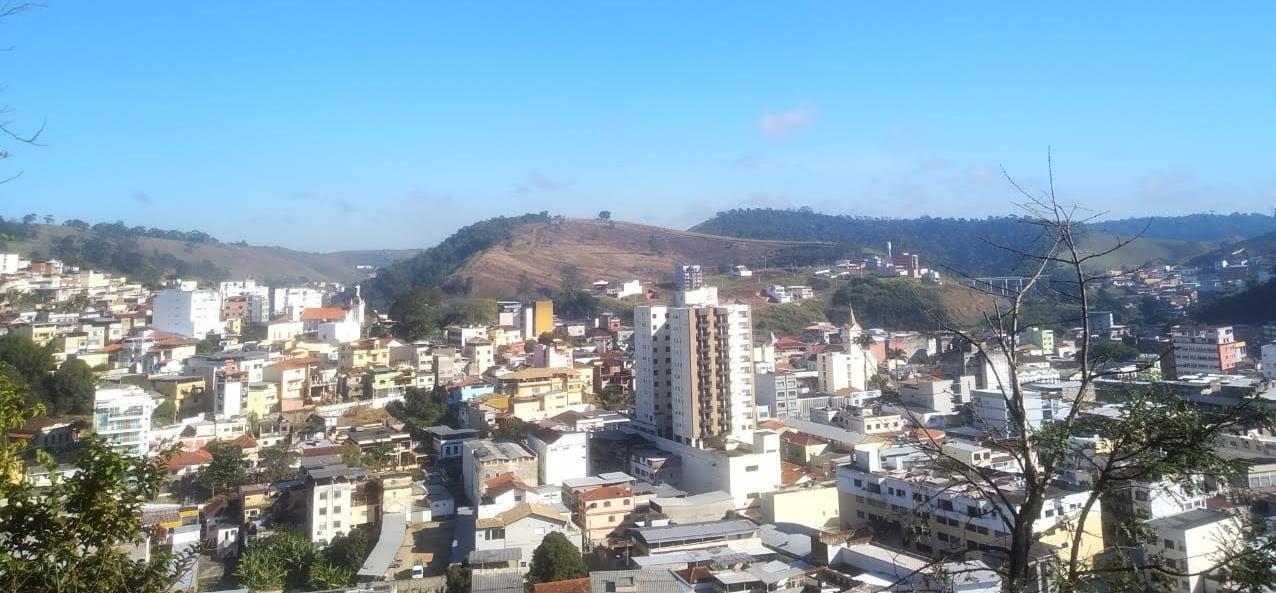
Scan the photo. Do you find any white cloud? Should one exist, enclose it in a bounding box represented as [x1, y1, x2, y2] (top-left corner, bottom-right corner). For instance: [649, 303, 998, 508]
[757, 104, 817, 138]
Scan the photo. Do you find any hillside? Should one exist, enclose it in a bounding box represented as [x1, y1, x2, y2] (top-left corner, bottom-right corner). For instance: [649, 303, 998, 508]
[691, 208, 1244, 274]
[1091, 213, 1276, 244]
[1192, 278, 1276, 325]
[0, 222, 416, 284]
[452, 218, 845, 299]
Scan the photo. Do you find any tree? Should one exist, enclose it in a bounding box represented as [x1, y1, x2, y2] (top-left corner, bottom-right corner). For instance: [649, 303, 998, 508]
[402, 386, 447, 427]
[559, 264, 584, 294]
[597, 210, 611, 220]
[199, 442, 248, 495]
[388, 286, 443, 340]
[445, 564, 471, 593]
[881, 164, 1276, 592]
[45, 357, 95, 415]
[339, 441, 364, 468]
[308, 562, 352, 589]
[258, 443, 299, 484]
[195, 334, 220, 355]
[234, 531, 317, 592]
[526, 532, 587, 584]
[0, 440, 196, 592]
[152, 399, 176, 426]
[323, 528, 371, 575]
[491, 416, 530, 440]
[1077, 339, 1139, 365]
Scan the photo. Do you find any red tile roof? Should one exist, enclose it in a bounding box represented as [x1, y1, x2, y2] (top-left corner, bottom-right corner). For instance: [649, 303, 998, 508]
[774, 337, 807, 350]
[300, 307, 347, 322]
[577, 485, 633, 502]
[165, 449, 214, 471]
[532, 578, 591, 593]
[485, 472, 535, 495]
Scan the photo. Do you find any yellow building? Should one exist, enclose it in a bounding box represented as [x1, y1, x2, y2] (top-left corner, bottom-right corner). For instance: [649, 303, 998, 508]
[338, 341, 390, 372]
[151, 375, 208, 418]
[533, 300, 554, 337]
[496, 366, 585, 398]
[761, 483, 840, 531]
[244, 382, 280, 418]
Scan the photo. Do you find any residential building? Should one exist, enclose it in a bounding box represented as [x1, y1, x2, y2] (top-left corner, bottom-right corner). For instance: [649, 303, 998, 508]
[93, 385, 155, 457]
[898, 377, 959, 414]
[634, 292, 756, 448]
[837, 445, 1104, 570]
[243, 382, 280, 417]
[1022, 327, 1055, 355]
[754, 370, 801, 419]
[631, 519, 759, 556]
[152, 288, 222, 338]
[1171, 325, 1245, 377]
[1144, 509, 1238, 593]
[272, 287, 325, 319]
[527, 427, 589, 486]
[971, 387, 1049, 436]
[0, 252, 19, 275]
[760, 482, 840, 530]
[303, 464, 361, 545]
[463, 439, 539, 504]
[674, 264, 704, 290]
[475, 503, 582, 568]
[427, 425, 480, 460]
[533, 300, 555, 337]
[569, 485, 635, 545]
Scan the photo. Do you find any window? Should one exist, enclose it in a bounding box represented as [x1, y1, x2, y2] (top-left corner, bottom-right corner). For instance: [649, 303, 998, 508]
[333, 521, 341, 528]
[486, 528, 506, 540]
[319, 508, 327, 515]
[604, 501, 612, 507]
[609, 516, 616, 523]
[745, 465, 758, 472]
[1164, 539, 1175, 550]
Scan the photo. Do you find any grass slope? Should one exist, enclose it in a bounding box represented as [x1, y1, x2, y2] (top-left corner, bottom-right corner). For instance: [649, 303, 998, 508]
[1, 224, 416, 283]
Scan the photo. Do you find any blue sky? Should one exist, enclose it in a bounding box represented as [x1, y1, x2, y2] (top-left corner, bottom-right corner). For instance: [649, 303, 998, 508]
[1, 2, 1273, 251]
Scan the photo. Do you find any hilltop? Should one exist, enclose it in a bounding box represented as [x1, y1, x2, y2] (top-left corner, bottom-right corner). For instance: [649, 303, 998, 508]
[691, 209, 1275, 274]
[365, 214, 846, 304]
[0, 221, 416, 285]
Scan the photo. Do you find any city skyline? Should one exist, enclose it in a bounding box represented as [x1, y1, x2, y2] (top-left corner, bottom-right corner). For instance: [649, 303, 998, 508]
[2, 3, 1275, 250]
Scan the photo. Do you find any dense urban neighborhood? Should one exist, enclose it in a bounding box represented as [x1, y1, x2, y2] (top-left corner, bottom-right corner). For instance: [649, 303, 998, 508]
[4, 212, 1276, 593]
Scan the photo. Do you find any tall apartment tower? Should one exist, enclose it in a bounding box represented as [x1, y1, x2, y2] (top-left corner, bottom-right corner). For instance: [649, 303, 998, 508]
[635, 283, 756, 448]
[674, 264, 704, 291]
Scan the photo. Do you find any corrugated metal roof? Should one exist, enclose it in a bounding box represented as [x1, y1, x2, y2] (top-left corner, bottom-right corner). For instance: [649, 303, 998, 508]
[357, 512, 408, 577]
[633, 519, 757, 545]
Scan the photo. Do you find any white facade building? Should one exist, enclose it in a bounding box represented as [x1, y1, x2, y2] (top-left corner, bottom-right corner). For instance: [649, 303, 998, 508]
[816, 351, 850, 394]
[219, 280, 271, 323]
[0, 252, 20, 275]
[272, 287, 325, 319]
[152, 288, 222, 338]
[970, 388, 1044, 436]
[527, 429, 589, 486]
[1145, 509, 1238, 593]
[94, 385, 155, 457]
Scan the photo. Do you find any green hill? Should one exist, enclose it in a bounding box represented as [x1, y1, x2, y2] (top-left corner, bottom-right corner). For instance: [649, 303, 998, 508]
[0, 220, 416, 285]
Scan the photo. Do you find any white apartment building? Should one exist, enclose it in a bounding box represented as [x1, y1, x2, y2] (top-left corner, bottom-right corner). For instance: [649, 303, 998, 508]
[305, 465, 360, 545]
[152, 288, 222, 338]
[527, 428, 589, 486]
[272, 286, 325, 319]
[635, 291, 756, 448]
[94, 385, 155, 457]
[0, 252, 20, 275]
[1172, 325, 1245, 377]
[1145, 509, 1238, 593]
[816, 351, 850, 393]
[970, 388, 1046, 436]
[219, 280, 271, 323]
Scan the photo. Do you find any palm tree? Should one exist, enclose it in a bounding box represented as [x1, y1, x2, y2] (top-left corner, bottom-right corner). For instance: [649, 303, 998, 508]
[854, 333, 876, 390]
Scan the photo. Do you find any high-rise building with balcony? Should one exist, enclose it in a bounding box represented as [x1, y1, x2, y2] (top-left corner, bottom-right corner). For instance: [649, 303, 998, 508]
[93, 384, 155, 457]
[634, 283, 755, 448]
